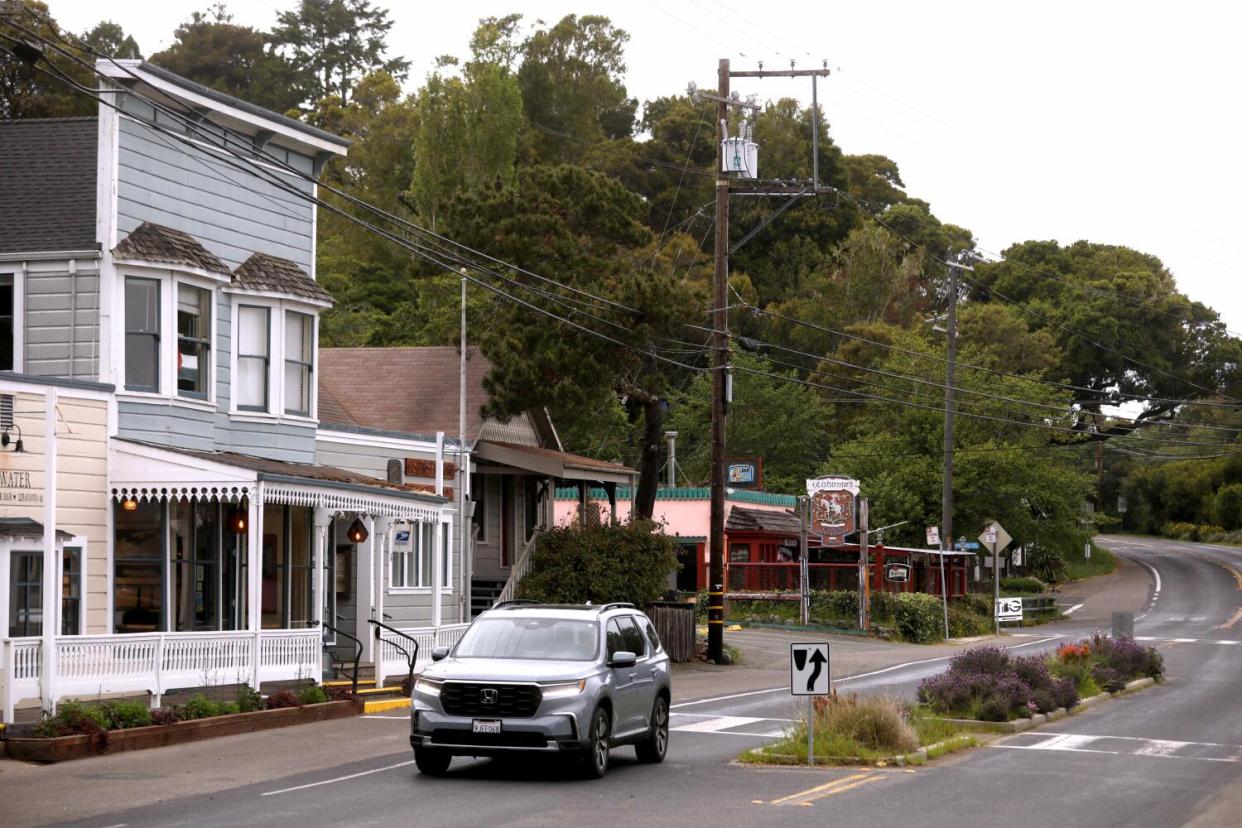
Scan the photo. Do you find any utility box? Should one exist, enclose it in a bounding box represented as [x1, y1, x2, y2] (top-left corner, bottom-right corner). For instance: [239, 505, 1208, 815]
[721, 119, 758, 179]
[1112, 611, 1134, 639]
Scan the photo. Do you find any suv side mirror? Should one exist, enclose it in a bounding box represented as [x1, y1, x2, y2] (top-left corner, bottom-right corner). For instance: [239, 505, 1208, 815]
[431, 645, 450, 662]
[608, 650, 637, 669]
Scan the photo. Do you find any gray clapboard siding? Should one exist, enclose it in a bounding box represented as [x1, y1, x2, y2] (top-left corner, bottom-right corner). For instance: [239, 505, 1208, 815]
[22, 258, 100, 380]
[117, 399, 216, 450]
[116, 116, 314, 272]
[225, 417, 317, 463]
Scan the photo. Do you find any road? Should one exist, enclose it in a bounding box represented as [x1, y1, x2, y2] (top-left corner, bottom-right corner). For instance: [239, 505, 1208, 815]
[8, 534, 1242, 827]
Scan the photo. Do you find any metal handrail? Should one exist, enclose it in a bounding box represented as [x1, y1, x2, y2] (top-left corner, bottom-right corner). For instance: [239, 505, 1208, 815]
[368, 619, 421, 695]
[323, 622, 362, 696]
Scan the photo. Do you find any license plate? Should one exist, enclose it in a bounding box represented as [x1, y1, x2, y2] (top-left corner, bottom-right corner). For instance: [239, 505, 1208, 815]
[472, 719, 502, 734]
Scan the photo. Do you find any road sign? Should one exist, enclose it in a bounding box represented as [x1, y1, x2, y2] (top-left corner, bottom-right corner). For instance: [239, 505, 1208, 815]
[957, 540, 981, 551]
[926, 526, 940, 547]
[1012, 546, 1023, 567]
[995, 597, 1023, 623]
[979, 520, 1012, 552]
[790, 642, 830, 695]
[885, 563, 911, 583]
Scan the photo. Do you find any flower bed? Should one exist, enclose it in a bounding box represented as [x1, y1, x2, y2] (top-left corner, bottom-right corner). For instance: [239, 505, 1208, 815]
[917, 636, 1163, 723]
[8, 684, 354, 763]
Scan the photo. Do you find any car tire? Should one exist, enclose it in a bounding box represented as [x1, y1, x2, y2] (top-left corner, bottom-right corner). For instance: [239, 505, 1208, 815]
[635, 695, 669, 764]
[581, 706, 611, 779]
[414, 747, 451, 776]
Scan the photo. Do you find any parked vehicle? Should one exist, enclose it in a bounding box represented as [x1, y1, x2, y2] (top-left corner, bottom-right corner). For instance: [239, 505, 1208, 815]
[409, 602, 672, 778]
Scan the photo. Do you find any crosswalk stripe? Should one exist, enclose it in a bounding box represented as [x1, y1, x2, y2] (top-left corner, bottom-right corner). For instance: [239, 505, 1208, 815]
[671, 715, 765, 733]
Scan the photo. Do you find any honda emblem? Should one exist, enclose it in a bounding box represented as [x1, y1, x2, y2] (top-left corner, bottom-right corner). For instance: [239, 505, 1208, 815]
[480, 688, 498, 705]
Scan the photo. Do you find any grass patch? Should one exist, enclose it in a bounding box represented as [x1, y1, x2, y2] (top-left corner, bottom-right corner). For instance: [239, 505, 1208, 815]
[926, 733, 978, 759]
[1064, 543, 1117, 581]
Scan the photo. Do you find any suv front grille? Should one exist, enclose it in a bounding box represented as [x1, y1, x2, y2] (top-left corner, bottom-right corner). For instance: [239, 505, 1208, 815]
[441, 682, 542, 718]
[430, 729, 549, 748]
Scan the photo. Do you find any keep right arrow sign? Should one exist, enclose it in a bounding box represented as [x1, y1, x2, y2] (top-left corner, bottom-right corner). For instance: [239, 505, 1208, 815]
[790, 642, 831, 695]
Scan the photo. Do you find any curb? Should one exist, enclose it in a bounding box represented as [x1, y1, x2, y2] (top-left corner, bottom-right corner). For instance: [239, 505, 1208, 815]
[928, 676, 1158, 734]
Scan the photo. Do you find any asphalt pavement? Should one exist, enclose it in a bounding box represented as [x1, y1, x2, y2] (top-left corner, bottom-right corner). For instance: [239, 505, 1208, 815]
[6, 534, 1242, 827]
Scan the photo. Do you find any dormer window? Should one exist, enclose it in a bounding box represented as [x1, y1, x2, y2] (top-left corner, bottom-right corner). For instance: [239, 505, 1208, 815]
[177, 284, 212, 397]
[284, 311, 313, 416]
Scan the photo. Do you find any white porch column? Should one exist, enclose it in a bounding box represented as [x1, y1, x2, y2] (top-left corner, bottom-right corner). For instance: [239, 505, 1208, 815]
[431, 516, 444, 628]
[40, 387, 58, 713]
[246, 488, 263, 689]
[313, 508, 333, 628]
[354, 514, 373, 663]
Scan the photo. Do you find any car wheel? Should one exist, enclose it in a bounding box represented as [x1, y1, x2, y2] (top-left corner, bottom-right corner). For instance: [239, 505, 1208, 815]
[635, 695, 669, 764]
[414, 747, 451, 776]
[582, 707, 611, 779]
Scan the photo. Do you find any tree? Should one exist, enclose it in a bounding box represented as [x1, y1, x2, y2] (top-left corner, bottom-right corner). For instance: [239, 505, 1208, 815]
[0, 3, 141, 118]
[149, 4, 307, 114]
[971, 240, 1242, 441]
[517, 14, 636, 164]
[269, 0, 409, 107]
[666, 353, 833, 493]
[439, 165, 707, 519]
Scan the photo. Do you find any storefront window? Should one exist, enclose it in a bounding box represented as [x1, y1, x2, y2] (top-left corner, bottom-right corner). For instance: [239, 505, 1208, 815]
[170, 499, 220, 631]
[8, 550, 41, 637]
[114, 500, 165, 633]
[262, 504, 314, 628]
[62, 546, 81, 635]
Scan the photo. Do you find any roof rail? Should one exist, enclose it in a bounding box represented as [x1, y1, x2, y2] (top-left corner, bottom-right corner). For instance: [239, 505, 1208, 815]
[596, 602, 636, 613]
[492, 599, 540, 609]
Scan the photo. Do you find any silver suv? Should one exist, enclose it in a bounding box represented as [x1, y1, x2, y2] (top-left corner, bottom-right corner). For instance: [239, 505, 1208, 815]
[409, 602, 672, 778]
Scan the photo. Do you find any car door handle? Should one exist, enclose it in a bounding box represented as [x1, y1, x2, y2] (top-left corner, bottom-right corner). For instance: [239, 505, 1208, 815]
[627, 672, 637, 680]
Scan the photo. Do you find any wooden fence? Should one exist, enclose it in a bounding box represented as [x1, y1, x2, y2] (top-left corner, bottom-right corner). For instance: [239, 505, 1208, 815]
[647, 601, 696, 663]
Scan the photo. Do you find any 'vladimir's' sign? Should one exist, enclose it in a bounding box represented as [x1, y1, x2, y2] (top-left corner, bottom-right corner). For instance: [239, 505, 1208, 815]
[806, 475, 860, 546]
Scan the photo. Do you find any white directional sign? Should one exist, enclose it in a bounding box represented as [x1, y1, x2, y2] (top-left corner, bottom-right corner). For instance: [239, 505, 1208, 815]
[926, 526, 940, 547]
[790, 642, 831, 696]
[995, 597, 1023, 623]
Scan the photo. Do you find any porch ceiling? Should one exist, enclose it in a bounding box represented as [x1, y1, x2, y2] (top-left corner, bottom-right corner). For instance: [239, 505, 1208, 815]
[473, 440, 636, 486]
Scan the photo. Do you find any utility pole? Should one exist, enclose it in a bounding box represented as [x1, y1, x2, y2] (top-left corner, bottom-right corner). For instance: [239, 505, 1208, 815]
[707, 58, 731, 664]
[858, 498, 870, 631]
[459, 273, 469, 622]
[939, 254, 960, 642]
[705, 59, 832, 665]
[799, 496, 810, 625]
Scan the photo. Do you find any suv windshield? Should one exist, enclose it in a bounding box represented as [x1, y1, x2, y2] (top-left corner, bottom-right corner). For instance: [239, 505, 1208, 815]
[454, 617, 600, 661]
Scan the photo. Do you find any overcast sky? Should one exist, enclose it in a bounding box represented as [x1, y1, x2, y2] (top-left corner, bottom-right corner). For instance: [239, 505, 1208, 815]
[48, 1, 1242, 332]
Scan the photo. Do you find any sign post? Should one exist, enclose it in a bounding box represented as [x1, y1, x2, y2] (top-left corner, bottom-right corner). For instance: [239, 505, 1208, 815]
[791, 642, 831, 766]
[798, 496, 810, 625]
[979, 521, 1012, 636]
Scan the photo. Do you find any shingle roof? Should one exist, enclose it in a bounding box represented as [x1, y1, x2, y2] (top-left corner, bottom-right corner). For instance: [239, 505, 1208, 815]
[113, 222, 230, 274]
[232, 252, 333, 305]
[318, 347, 492, 436]
[725, 505, 804, 535]
[0, 118, 99, 254]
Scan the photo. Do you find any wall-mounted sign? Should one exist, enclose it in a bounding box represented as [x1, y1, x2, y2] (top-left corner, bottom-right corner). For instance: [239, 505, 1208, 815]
[0, 469, 41, 506]
[806, 476, 860, 546]
[885, 563, 911, 583]
[726, 457, 763, 489]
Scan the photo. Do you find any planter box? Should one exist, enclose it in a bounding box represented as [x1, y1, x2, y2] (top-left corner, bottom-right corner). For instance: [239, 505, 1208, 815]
[926, 677, 1159, 733]
[6, 700, 362, 763]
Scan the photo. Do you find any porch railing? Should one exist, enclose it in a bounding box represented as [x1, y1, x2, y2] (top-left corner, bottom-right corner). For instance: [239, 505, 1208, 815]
[373, 622, 470, 688]
[494, 530, 542, 606]
[2, 629, 322, 722]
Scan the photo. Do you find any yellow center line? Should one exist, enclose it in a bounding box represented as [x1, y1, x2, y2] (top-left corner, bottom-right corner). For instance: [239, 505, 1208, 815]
[768, 773, 873, 806]
[1218, 607, 1242, 630]
[1225, 564, 1242, 591]
[796, 774, 885, 805]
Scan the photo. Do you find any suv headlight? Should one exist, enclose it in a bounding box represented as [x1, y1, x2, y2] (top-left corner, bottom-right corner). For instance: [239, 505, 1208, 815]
[414, 677, 443, 697]
[539, 679, 586, 699]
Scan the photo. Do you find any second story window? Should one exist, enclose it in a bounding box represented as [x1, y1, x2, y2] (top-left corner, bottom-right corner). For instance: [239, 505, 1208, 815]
[0, 274, 13, 371]
[283, 311, 312, 416]
[125, 277, 160, 392]
[236, 305, 270, 411]
[176, 284, 211, 398]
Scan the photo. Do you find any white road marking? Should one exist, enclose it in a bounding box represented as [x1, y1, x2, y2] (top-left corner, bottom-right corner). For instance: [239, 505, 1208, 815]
[1135, 557, 1162, 605]
[671, 685, 790, 709]
[359, 714, 409, 720]
[673, 711, 796, 722]
[261, 760, 418, 796]
[1063, 603, 1085, 615]
[996, 731, 1240, 763]
[1133, 739, 1191, 757]
[671, 715, 765, 733]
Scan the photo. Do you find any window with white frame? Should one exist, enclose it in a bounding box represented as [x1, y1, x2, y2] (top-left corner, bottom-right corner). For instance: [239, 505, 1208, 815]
[390, 521, 448, 589]
[176, 284, 212, 397]
[124, 277, 160, 392]
[236, 305, 270, 411]
[0, 274, 14, 372]
[283, 311, 312, 416]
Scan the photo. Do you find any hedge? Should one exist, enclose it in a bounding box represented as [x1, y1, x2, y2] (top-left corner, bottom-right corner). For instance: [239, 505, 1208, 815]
[519, 520, 679, 606]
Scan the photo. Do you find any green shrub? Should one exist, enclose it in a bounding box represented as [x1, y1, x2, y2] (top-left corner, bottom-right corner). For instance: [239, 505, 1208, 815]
[519, 520, 679, 606]
[1000, 576, 1046, 594]
[892, 593, 944, 643]
[296, 684, 329, 705]
[32, 699, 109, 737]
[102, 699, 152, 730]
[180, 694, 237, 720]
[947, 605, 990, 638]
[265, 689, 300, 709]
[811, 590, 859, 623]
[235, 686, 265, 713]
